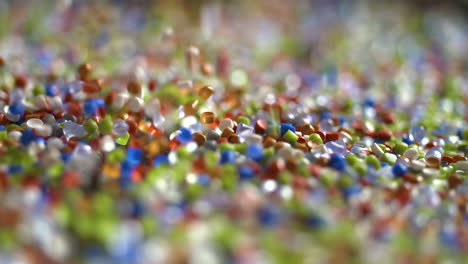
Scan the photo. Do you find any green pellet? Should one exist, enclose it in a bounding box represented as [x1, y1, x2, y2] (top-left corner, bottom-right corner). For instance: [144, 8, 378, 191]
[309, 133, 323, 144]
[236, 116, 250, 125]
[0, 131, 7, 141]
[84, 118, 98, 133]
[345, 154, 359, 166]
[108, 148, 126, 163]
[463, 128, 468, 140]
[235, 143, 247, 153]
[393, 142, 408, 155]
[204, 151, 219, 168]
[283, 130, 298, 143]
[263, 147, 275, 160]
[366, 155, 381, 169]
[32, 85, 43, 96]
[382, 153, 397, 164]
[354, 162, 367, 174]
[115, 132, 130, 145]
[99, 116, 113, 134]
[219, 142, 235, 151]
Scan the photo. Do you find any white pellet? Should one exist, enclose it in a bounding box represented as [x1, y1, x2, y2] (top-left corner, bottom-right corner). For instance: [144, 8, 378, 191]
[371, 143, 384, 158]
[128, 97, 143, 112]
[403, 148, 419, 160]
[410, 159, 426, 171]
[218, 118, 234, 131]
[8, 131, 22, 141]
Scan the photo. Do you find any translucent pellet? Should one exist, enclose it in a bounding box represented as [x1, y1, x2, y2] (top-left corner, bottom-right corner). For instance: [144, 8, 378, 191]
[325, 140, 347, 154]
[409, 126, 425, 142]
[113, 119, 129, 137]
[63, 121, 86, 138]
[68, 80, 83, 93]
[72, 143, 93, 157]
[128, 97, 143, 112]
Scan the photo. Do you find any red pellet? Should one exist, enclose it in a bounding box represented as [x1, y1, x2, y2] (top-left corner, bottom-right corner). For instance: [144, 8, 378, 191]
[254, 119, 268, 134]
[325, 131, 339, 142]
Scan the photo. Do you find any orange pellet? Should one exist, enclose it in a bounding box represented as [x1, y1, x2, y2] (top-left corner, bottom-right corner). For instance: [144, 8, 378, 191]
[148, 79, 158, 91]
[221, 127, 235, 138]
[453, 155, 467, 162]
[201, 63, 214, 76]
[103, 163, 120, 179]
[78, 63, 93, 80]
[295, 143, 308, 152]
[63, 171, 80, 188]
[198, 85, 214, 100]
[127, 80, 142, 95]
[300, 124, 315, 135]
[426, 157, 440, 169]
[183, 101, 199, 116]
[192, 132, 206, 146]
[263, 136, 276, 148]
[200, 111, 216, 124]
[83, 82, 100, 94]
[228, 134, 240, 144]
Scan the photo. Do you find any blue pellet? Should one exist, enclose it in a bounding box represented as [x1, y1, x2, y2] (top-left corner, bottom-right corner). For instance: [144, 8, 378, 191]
[45, 83, 57, 96]
[198, 174, 211, 186]
[364, 98, 375, 107]
[83, 99, 99, 116]
[61, 153, 71, 162]
[9, 102, 25, 116]
[392, 162, 407, 177]
[177, 128, 192, 143]
[126, 147, 143, 164]
[280, 123, 296, 137]
[319, 111, 332, 120]
[258, 206, 279, 227]
[131, 200, 144, 218]
[238, 166, 255, 180]
[8, 164, 23, 174]
[153, 154, 169, 166]
[380, 162, 389, 167]
[246, 144, 264, 162]
[402, 137, 412, 145]
[342, 185, 361, 199]
[329, 154, 346, 171]
[220, 150, 236, 164]
[20, 129, 36, 146]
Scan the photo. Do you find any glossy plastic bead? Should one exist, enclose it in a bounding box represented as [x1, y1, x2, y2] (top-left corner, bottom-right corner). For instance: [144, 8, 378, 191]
[280, 123, 296, 137]
[329, 154, 346, 171]
[198, 85, 214, 100]
[200, 112, 216, 124]
[113, 120, 129, 137]
[177, 128, 192, 143]
[246, 144, 264, 162]
[392, 163, 407, 177]
[283, 130, 298, 143]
